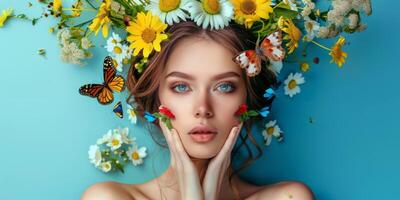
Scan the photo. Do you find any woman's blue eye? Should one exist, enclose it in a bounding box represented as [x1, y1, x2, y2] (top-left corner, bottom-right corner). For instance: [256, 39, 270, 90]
[173, 84, 189, 93]
[172, 83, 235, 93]
[218, 83, 235, 93]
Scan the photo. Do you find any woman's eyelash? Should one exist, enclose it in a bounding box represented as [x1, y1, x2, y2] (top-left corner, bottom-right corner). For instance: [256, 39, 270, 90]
[170, 82, 236, 93]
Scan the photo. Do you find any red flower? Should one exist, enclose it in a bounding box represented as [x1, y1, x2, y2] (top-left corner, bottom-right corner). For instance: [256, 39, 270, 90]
[159, 105, 175, 119]
[234, 104, 248, 116]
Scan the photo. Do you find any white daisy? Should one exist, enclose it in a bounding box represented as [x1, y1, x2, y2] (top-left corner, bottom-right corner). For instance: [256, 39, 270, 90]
[284, 72, 305, 98]
[106, 132, 123, 150]
[100, 161, 112, 172]
[105, 32, 122, 53]
[119, 127, 136, 144]
[303, 17, 320, 41]
[111, 57, 124, 72]
[146, 0, 191, 25]
[126, 144, 147, 166]
[186, 0, 234, 30]
[88, 145, 102, 167]
[127, 104, 138, 124]
[97, 130, 112, 145]
[262, 120, 283, 146]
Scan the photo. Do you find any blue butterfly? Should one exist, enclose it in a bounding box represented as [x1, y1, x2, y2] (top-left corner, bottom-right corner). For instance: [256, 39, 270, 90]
[258, 106, 270, 118]
[113, 101, 123, 118]
[263, 88, 275, 100]
[144, 111, 157, 123]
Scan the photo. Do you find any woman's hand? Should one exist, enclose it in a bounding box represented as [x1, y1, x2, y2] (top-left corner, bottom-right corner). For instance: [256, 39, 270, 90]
[202, 122, 243, 200]
[160, 121, 204, 200]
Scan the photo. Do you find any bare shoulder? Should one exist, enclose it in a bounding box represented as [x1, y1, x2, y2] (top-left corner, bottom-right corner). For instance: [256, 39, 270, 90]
[245, 181, 315, 200]
[81, 181, 146, 200]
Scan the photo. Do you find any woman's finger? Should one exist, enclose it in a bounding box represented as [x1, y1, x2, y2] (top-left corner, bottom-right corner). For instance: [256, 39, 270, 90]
[216, 122, 243, 160]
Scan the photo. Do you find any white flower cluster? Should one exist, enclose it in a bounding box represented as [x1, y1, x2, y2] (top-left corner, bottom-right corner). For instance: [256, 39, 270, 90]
[57, 28, 93, 65]
[262, 120, 284, 146]
[318, 0, 371, 38]
[105, 32, 133, 72]
[88, 127, 148, 173]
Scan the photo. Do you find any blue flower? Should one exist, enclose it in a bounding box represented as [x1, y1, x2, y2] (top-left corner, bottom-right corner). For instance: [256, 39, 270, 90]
[144, 111, 157, 123]
[263, 88, 275, 100]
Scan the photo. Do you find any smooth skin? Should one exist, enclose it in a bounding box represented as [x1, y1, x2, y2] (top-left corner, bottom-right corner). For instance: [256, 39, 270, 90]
[81, 37, 315, 200]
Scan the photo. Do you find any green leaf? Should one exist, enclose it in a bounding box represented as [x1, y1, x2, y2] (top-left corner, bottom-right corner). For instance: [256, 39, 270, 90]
[274, 8, 298, 19]
[247, 110, 259, 117]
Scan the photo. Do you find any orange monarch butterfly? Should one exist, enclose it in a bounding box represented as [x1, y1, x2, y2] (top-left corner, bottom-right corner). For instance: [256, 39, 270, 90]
[79, 56, 125, 105]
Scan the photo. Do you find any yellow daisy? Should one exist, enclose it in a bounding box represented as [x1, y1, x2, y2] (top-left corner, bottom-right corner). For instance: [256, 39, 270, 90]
[231, 0, 273, 29]
[278, 16, 302, 54]
[126, 12, 168, 58]
[329, 36, 347, 68]
[88, 0, 111, 38]
[0, 8, 13, 28]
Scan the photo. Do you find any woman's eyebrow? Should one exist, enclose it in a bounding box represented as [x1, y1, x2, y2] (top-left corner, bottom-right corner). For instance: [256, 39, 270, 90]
[165, 71, 240, 80]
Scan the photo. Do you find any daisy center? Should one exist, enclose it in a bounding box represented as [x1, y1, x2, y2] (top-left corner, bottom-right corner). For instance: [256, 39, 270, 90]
[159, 0, 181, 12]
[202, 0, 220, 14]
[267, 127, 274, 136]
[112, 139, 120, 146]
[288, 79, 297, 89]
[113, 46, 122, 54]
[111, 39, 118, 44]
[240, 0, 256, 15]
[142, 28, 156, 43]
[131, 152, 139, 160]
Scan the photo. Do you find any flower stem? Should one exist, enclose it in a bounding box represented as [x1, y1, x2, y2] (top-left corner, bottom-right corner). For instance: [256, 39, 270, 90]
[310, 40, 331, 51]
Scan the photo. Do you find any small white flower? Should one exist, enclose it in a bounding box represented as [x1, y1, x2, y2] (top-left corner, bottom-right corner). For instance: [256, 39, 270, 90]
[126, 144, 147, 166]
[60, 41, 85, 65]
[97, 130, 112, 145]
[127, 104, 138, 124]
[284, 72, 305, 98]
[283, 0, 298, 11]
[303, 17, 320, 41]
[81, 37, 92, 49]
[268, 60, 283, 75]
[348, 13, 359, 29]
[146, 0, 191, 25]
[262, 120, 283, 146]
[106, 32, 122, 53]
[100, 161, 112, 172]
[88, 145, 102, 167]
[106, 132, 123, 150]
[186, 0, 234, 30]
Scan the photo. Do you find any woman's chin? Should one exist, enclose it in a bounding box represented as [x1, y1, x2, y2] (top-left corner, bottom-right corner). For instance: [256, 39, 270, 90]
[187, 149, 218, 159]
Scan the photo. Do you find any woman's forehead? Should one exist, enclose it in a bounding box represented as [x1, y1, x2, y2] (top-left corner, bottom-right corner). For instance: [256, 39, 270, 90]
[164, 38, 242, 79]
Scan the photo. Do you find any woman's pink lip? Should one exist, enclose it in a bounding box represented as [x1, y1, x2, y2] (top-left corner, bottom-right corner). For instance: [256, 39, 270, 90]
[190, 133, 216, 142]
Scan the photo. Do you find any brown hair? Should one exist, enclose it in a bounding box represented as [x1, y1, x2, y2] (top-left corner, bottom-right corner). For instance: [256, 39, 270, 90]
[126, 21, 277, 200]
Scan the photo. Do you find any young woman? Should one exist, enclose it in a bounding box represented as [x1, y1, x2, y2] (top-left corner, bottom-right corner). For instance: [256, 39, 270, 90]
[82, 21, 314, 200]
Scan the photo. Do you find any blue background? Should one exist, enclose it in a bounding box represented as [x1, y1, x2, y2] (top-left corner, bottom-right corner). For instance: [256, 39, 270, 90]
[1, 1, 398, 199]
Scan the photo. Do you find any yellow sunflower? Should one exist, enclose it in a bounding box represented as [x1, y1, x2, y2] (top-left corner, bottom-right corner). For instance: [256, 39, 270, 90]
[88, 0, 111, 38]
[53, 0, 62, 12]
[329, 36, 347, 68]
[0, 8, 13, 28]
[126, 12, 168, 58]
[231, 0, 273, 29]
[278, 16, 302, 54]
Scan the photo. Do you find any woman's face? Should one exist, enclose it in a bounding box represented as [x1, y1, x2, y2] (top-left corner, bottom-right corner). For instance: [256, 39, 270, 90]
[158, 37, 246, 159]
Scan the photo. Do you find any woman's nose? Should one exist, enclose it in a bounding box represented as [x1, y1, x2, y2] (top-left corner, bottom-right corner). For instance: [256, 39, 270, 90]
[194, 92, 214, 118]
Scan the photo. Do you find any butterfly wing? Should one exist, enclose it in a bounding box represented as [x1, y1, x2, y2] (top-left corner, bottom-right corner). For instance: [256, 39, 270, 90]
[144, 111, 157, 123]
[103, 56, 125, 93]
[79, 84, 104, 98]
[260, 30, 286, 61]
[113, 101, 123, 118]
[233, 50, 262, 77]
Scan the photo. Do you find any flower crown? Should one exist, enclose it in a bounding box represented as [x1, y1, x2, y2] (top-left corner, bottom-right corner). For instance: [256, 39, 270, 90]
[1, 1, 373, 170]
